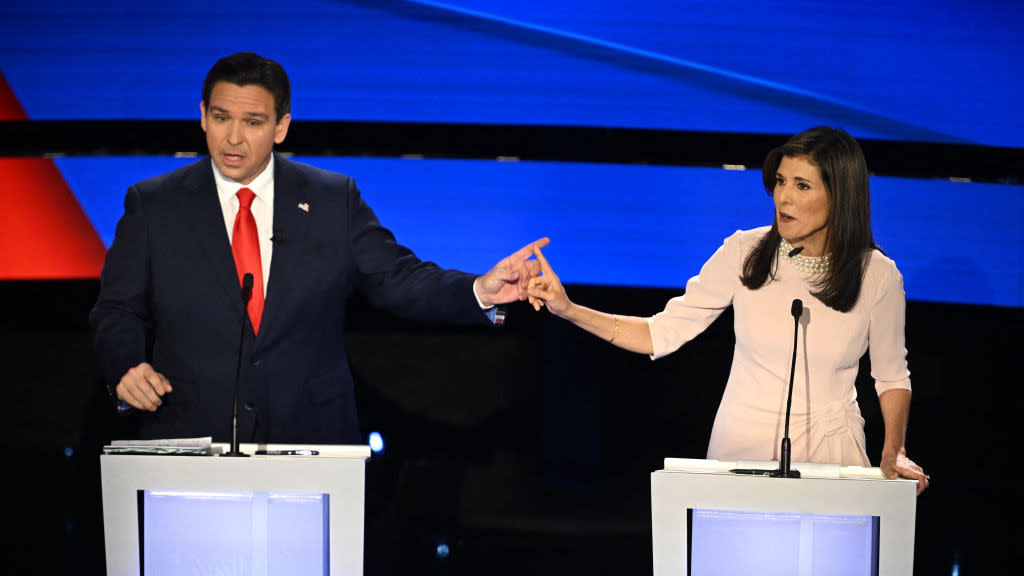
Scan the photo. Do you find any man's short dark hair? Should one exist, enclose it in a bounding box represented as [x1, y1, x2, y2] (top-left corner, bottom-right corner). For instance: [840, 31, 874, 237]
[202, 52, 291, 121]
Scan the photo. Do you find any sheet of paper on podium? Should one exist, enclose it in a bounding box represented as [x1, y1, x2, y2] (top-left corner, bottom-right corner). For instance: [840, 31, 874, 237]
[663, 457, 884, 479]
[102, 437, 215, 456]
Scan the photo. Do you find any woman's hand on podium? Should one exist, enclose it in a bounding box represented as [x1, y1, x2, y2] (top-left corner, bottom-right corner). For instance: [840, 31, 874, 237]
[882, 449, 930, 495]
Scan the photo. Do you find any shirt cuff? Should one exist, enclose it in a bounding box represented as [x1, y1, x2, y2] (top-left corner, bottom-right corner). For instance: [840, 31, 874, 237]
[473, 276, 493, 309]
[473, 277, 506, 325]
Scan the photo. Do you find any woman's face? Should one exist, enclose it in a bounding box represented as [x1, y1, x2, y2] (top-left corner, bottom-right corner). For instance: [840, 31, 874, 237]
[774, 155, 830, 256]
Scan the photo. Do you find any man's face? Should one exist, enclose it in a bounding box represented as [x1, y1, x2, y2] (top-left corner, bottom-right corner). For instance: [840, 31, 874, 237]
[201, 82, 290, 185]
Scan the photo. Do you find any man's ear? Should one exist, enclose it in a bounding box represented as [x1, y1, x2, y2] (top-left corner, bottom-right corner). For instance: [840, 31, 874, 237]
[274, 113, 292, 144]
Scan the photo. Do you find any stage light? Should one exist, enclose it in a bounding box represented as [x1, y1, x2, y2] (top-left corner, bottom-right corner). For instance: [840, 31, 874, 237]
[369, 431, 384, 453]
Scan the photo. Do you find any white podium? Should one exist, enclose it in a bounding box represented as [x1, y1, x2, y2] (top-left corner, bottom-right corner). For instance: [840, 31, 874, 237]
[651, 459, 917, 576]
[101, 443, 371, 576]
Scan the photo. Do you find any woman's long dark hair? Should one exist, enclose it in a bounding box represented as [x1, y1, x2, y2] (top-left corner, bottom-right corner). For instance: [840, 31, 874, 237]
[740, 126, 877, 312]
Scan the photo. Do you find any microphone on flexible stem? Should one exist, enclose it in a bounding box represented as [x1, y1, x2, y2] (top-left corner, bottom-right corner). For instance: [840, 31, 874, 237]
[223, 273, 254, 458]
[770, 298, 803, 478]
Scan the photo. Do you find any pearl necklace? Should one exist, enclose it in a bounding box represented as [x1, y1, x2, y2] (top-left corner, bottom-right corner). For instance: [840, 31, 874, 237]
[779, 238, 831, 274]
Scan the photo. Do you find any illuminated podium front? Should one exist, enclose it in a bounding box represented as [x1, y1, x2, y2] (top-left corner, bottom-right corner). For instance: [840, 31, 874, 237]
[100, 444, 371, 576]
[651, 459, 917, 576]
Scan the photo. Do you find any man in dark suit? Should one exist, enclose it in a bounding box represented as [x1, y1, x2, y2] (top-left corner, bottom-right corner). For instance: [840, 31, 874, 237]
[89, 52, 548, 445]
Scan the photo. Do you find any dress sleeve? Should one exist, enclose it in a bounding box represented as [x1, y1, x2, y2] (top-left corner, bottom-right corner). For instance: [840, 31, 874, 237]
[647, 230, 746, 359]
[867, 257, 913, 395]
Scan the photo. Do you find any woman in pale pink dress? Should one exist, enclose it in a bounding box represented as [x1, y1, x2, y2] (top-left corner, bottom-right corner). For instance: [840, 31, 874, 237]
[527, 126, 929, 495]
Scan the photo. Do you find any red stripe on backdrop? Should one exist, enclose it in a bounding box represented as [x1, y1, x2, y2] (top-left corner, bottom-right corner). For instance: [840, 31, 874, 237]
[0, 158, 109, 279]
[0, 70, 27, 120]
[1, 70, 107, 279]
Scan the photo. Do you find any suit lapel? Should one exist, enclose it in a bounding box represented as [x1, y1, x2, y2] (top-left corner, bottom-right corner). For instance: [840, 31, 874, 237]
[182, 157, 246, 321]
[257, 154, 312, 342]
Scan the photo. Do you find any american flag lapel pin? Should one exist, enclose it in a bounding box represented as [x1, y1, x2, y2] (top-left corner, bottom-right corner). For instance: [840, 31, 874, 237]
[298, 202, 309, 212]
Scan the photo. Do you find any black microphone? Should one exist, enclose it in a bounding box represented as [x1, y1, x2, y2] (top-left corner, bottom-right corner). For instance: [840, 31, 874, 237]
[270, 231, 286, 244]
[787, 246, 804, 258]
[771, 298, 803, 478]
[223, 273, 254, 458]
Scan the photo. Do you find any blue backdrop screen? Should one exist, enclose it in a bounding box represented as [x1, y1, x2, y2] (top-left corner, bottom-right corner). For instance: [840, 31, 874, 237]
[1, 1, 1022, 147]
[56, 156, 1024, 308]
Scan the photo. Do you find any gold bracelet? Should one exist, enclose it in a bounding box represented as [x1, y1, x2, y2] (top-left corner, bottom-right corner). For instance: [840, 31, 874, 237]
[609, 315, 620, 343]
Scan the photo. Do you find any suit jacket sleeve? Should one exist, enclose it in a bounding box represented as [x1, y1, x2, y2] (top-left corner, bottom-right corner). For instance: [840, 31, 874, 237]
[343, 177, 491, 325]
[89, 184, 152, 394]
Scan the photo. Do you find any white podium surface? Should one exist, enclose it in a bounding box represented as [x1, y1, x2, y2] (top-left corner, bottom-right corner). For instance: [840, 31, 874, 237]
[101, 443, 371, 576]
[651, 459, 917, 576]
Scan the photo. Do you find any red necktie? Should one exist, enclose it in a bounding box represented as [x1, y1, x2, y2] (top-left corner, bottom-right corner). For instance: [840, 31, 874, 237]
[232, 187, 264, 334]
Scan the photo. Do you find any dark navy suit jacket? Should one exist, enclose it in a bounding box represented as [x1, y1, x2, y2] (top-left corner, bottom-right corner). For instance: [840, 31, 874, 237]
[90, 153, 491, 444]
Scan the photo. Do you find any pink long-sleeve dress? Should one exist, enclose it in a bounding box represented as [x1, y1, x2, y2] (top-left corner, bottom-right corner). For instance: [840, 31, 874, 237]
[648, 227, 911, 466]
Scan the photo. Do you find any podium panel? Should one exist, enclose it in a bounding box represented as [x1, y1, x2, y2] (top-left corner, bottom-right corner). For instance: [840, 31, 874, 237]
[101, 444, 370, 576]
[140, 490, 329, 575]
[651, 459, 917, 576]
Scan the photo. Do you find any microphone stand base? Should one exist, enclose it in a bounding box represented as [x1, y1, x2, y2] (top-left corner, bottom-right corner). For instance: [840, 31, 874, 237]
[220, 451, 250, 458]
[769, 469, 801, 478]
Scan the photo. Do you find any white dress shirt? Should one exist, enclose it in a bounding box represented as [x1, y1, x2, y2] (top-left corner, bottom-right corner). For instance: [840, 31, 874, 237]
[213, 156, 275, 294]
